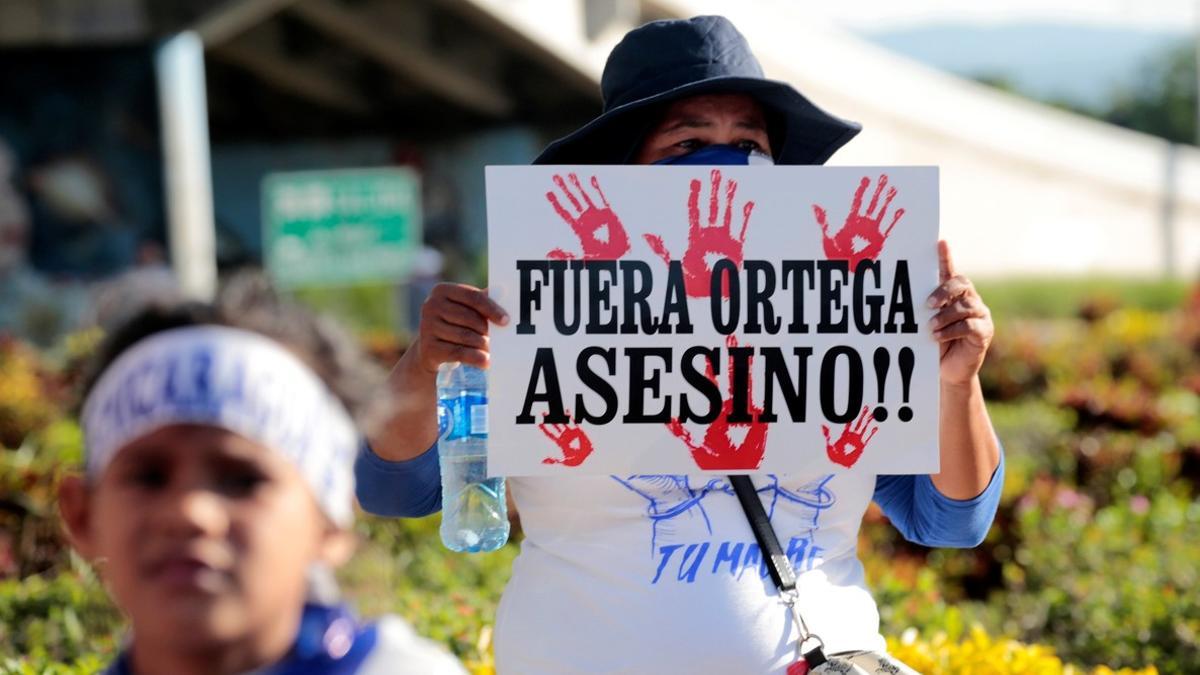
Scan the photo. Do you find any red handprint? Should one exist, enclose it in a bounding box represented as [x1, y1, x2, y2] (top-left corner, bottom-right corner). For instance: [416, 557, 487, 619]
[643, 169, 754, 298]
[812, 174, 905, 272]
[666, 335, 769, 471]
[545, 173, 631, 260]
[538, 411, 596, 467]
[821, 406, 879, 468]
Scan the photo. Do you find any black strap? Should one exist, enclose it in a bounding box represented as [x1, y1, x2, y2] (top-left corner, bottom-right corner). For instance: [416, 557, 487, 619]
[731, 475, 829, 663]
[729, 474, 797, 593]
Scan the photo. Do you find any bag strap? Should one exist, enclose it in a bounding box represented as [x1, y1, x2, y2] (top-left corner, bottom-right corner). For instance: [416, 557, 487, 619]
[729, 475, 797, 592]
[729, 474, 825, 662]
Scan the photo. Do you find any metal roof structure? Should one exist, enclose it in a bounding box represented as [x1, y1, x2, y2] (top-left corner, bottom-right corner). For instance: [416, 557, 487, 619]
[4, 0, 1198, 277]
[459, 0, 1200, 277]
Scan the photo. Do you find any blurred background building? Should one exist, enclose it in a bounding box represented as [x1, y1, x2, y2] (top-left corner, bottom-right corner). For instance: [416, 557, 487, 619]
[0, 0, 1197, 344]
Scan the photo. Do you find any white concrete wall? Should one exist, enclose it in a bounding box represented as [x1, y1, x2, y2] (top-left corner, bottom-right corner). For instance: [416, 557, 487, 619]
[463, 0, 1200, 278]
[709, 0, 1200, 278]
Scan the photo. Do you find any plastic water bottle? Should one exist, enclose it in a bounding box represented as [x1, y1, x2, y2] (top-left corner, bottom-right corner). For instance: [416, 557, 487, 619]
[437, 362, 509, 552]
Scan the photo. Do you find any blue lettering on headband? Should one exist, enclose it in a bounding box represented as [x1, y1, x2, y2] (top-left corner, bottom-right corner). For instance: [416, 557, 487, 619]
[81, 325, 362, 527]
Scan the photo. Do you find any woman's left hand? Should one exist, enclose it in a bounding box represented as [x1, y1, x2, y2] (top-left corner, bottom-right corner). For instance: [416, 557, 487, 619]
[926, 240, 994, 386]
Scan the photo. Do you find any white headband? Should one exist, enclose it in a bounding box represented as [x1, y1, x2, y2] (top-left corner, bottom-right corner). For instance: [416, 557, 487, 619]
[81, 325, 360, 527]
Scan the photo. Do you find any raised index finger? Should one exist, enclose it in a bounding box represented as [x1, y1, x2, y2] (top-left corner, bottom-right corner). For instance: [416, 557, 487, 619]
[938, 240, 956, 283]
[439, 284, 510, 326]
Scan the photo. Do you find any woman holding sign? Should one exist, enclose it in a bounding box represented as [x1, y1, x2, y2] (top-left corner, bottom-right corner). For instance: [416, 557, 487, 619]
[357, 15, 1002, 675]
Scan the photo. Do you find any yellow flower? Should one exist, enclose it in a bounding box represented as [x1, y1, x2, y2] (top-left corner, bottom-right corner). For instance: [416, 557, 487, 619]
[885, 627, 1157, 675]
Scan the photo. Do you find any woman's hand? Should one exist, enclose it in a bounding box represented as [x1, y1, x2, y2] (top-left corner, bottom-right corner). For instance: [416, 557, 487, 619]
[411, 283, 509, 375]
[368, 283, 508, 463]
[926, 240, 993, 387]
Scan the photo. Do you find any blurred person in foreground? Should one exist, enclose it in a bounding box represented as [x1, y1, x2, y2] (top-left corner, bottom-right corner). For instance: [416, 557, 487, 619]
[356, 16, 1002, 674]
[58, 275, 466, 675]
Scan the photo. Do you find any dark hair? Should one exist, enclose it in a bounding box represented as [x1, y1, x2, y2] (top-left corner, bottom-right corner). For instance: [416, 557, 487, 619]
[79, 272, 389, 436]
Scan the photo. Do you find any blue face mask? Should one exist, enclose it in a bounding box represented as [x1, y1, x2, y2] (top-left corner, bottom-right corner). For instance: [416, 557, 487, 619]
[652, 144, 775, 166]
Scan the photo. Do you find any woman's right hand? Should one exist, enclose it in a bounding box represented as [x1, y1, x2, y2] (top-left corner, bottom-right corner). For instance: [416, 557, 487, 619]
[412, 283, 509, 374]
[367, 283, 509, 463]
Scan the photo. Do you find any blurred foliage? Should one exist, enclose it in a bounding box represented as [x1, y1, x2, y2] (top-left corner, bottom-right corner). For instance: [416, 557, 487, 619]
[290, 282, 402, 337]
[1103, 40, 1198, 146]
[974, 39, 1197, 145]
[0, 656, 104, 675]
[867, 281, 1200, 674]
[975, 278, 1189, 323]
[341, 514, 516, 668]
[0, 338, 56, 450]
[997, 490, 1200, 670]
[0, 421, 82, 579]
[0, 572, 120, 666]
[888, 626, 1158, 675]
[6, 277, 1200, 672]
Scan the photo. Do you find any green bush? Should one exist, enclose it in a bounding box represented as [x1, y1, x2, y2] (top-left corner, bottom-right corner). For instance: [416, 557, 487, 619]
[339, 514, 516, 663]
[999, 490, 1200, 672]
[0, 655, 105, 675]
[976, 277, 1189, 321]
[7, 281, 1200, 672]
[0, 572, 120, 665]
[868, 285, 1200, 673]
[0, 339, 57, 450]
[989, 399, 1078, 497]
[872, 490, 1200, 674]
[0, 421, 83, 579]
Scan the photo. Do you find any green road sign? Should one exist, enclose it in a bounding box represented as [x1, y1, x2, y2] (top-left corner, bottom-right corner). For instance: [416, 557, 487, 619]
[263, 168, 421, 288]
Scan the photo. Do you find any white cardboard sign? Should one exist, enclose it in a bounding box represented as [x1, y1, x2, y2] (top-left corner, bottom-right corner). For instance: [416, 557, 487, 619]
[486, 166, 939, 476]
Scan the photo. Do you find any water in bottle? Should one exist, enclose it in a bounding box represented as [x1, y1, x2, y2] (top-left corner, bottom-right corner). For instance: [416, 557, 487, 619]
[437, 362, 509, 552]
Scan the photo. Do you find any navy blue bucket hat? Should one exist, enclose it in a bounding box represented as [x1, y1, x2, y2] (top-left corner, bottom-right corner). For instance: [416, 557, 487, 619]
[533, 15, 861, 165]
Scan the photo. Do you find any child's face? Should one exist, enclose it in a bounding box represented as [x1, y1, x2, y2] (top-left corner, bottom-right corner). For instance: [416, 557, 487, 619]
[61, 424, 352, 653]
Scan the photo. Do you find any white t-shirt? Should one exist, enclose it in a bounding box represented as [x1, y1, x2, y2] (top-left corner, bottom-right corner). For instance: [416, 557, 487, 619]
[494, 469, 885, 675]
[359, 615, 469, 675]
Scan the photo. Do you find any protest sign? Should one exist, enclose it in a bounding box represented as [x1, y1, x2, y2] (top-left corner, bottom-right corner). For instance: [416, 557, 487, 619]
[486, 166, 939, 476]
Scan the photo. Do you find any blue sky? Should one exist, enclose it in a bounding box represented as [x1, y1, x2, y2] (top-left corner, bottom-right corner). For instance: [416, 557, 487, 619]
[795, 0, 1200, 30]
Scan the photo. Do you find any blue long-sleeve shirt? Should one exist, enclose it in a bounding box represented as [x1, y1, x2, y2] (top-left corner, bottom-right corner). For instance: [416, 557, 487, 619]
[871, 450, 1005, 547]
[355, 442, 1005, 548]
[354, 440, 444, 519]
